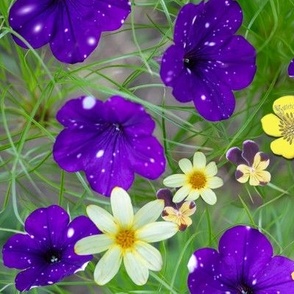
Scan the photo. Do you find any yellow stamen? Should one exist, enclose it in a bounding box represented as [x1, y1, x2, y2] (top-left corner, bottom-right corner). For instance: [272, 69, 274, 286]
[115, 229, 135, 249]
[188, 170, 207, 189]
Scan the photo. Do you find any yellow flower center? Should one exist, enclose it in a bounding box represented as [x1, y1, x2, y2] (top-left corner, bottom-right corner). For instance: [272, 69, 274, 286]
[188, 170, 207, 189]
[115, 229, 135, 249]
[278, 111, 294, 144]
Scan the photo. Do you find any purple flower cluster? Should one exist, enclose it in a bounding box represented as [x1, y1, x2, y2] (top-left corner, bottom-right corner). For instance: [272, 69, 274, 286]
[9, 0, 131, 63]
[2, 205, 99, 291]
[160, 0, 256, 121]
[188, 225, 294, 293]
[53, 95, 166, 196]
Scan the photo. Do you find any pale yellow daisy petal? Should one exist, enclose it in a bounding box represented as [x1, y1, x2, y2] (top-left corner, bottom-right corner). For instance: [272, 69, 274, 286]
[86, 205, 117, 234]
[179, 158, 193, 173]
[270, 137, 294, 159]
[185, 190, 200, 201]
[163, 174, 186, 187]
[173, 185, 191, 202]
[94, 246, 122, 285]
[208, 176, 224, 189]
[193, 152, 206, 168]
[135, 242, 162, 271]
[137, 221, 178, 242]
[124, 251, 149, 285]
[75, 234, 112, 255]
[111, 187, 134, 227]
[133, 200, 164, 230]
[261, 114, 282, 137]
[200, 189, 217, 205]
[205, 161, 217, 177]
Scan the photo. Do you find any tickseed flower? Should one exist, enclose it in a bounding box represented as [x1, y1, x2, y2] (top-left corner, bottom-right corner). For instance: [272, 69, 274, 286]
[226, 140, 271, 186]
[261, 96, 294, 159]
[53, 95, 166, 196]
[2, 205, 99, 292]
[74, 187, 178, 285]
[163, 152, 223, 205]
[289, 59, 294, 78]
[187, 225, 294, 293]
[160, 0, 256, 121]
[9, 0, 131, 63]
[156, 188, 196, 231]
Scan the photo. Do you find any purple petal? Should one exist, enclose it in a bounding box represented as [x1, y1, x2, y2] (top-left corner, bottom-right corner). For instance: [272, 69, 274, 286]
[2, 234, 43, 269]
[226, 147, 246, 165]
[288, 59, 294, 78]
[53, 96, 166, 196]
[241, 140, 259, 166]
[218, 226, 273, 284]
[24, 205, 69, 248]
[187, 248, 232, 293]
[156, 188, 175, 208]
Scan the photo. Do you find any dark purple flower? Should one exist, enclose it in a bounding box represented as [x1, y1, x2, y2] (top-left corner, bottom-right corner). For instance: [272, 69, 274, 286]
[2, 205, 100, 292]
[187, 225, 294, 293]
[160, 0, 256, 121]
[288, 59, 294, 78]
[226, 140, 271, 186]
[53, 95, 166, 196]
[9, 0, 131, 63]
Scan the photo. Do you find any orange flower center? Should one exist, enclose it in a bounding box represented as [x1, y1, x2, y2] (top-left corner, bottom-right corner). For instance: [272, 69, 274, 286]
[115, 229, 135, 249]
[188, 170, 207, 189]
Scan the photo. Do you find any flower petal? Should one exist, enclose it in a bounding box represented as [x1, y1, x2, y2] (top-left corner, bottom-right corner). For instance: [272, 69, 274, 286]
[205, 161, 217, 176]
[226, 147, 246, 165]
[156, 188, 175, 208]
[200, 189, 217, 205]
[270, 137, 294, 159]
[288, 59, 294, 78]
[133, 200, 164, 230]
[185, 190, 200, 201]
[86, 205, 117, 234]
[261, 113, 282, 137]
[208, 176, 223, 189]
[242, 140, 259, 166]
[124, 250, 149, 285]
[137, 222, 178, 243]
[135, 242, 163, 271]
[163, 174, 186, 187]
[236, 164, 250, 183]
[179, 158, 193, 173]
[253, 152, 270, 170]
[75, 234, 113, 255]
[173, 185, 191, 203]
[272, 95, 294, 116]
[193, 152, 206, 168]
[94, 246, 122, 285]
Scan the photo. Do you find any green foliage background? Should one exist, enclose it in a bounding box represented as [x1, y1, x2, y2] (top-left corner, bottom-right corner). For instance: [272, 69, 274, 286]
[0, 0, 293, 293]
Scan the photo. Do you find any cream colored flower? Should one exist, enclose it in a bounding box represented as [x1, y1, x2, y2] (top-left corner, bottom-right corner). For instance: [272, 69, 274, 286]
[74, 187, 178, 286]
[163, 152, 223, 205]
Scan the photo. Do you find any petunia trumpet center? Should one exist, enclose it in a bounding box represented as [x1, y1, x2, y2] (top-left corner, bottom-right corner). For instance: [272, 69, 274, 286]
[183, 56, 197, 72]
[115, 229, 136, 249]
[278, 111, 294, 144]
[188, 170, 207, 189]
[43, 248, 62, 264]
[237, 283, 255, 294]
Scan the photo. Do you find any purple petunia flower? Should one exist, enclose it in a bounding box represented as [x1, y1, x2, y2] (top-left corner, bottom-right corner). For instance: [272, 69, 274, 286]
[288, 59, 294, 78]
[187, 225, 294, 293]
[53, 95, 166, 196]
[160, 0, 256, 121]
[9, 0, 131, 63]
[2, 205, 99, 292]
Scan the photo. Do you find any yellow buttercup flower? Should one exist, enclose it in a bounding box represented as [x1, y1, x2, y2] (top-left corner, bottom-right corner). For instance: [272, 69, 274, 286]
[163, 152, 223, 205]
[261, 95, 294, 159]
[74, 187, 178, 286]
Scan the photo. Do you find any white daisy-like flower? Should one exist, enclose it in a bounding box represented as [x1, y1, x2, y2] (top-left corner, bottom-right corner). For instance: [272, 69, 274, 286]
[163, 152, 223, 205]
[74, 187, 178, 286]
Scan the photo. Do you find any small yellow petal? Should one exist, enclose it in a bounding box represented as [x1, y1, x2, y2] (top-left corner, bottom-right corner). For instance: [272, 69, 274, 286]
[205, 161, 217, 177]
[179, 201, 196, 217]
[272, 95, 294, 116]
[270, 137, 294, 159]
[173, 185, 191, 202]
[75, 235, 112, 255]
[179, 158, 193, 173]
[261, 114, 282, 137]
[200, 189, 217, 205]
[193, 152, 206, 168]
[185, 190, 200, 201]
[208, 176, 224, 189]
[163, 174, 186, 188]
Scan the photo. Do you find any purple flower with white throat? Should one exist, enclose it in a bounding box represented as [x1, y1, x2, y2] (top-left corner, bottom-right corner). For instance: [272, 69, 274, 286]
[9, 0, 131, 63]
[160, 0, 256, 121]
[2, 205, 99, 292]
[187, 225, 294, 293]
[288, 59, 294, 78]
[53, 95, 166, 196]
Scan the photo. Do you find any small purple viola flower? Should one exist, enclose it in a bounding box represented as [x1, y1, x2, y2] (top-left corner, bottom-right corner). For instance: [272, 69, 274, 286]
[160, 0, 256, 121]
[187, 225, 294, 293]
[9, 0, 131, 63]
[226, 140, 271, 186]
[53, 95, 166, 196]
[288, 59, 294, 78]
[2, 205, 100, 292]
